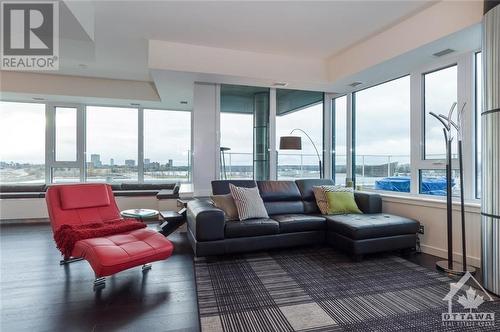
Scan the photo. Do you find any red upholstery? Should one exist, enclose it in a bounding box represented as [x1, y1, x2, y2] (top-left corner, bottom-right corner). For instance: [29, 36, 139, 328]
[46, 184, 174, 277]
[59, 184, 110, 210]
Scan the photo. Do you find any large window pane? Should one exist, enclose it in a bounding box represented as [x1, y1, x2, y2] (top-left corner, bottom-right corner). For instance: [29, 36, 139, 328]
[424, 65, 458, 159]
[333, 96, 347, 185]
[0, 101, 45, 184]
[354, 76, 410, 191]
[86, 106, 138, 183]
[419, 169, 460, 197]
[55, 107, 77, 161]
[220, 85, 270, 180]
[52, 167, 80, 183]
[475, 52, 482, 198]
[144, 109, 191, 183]
[276, 90, 323, 180]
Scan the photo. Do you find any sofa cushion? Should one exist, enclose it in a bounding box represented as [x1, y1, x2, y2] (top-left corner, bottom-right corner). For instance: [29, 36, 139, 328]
[225, 218, 279, 238]
[295, 179, 334, 213]
[212, 180, 256, 195]
[325, 213, 419, 240]
[59, 184, 111, 210]
[273, 214, 326, 233]
[257, 181, 302, 202]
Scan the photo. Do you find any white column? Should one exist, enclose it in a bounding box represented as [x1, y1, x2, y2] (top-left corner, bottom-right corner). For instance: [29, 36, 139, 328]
[323, 93, 334, 180]
[269, 88, 277, 180]
[192, 83, 220, 196]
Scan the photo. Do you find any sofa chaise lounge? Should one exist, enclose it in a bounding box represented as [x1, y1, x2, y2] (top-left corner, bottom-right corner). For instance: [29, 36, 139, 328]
[187, 179, 419, 258]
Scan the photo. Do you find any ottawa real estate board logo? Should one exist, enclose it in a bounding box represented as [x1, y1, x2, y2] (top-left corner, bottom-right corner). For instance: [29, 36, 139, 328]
[442, 272, 495, 328]
[1, 1, 59, 70]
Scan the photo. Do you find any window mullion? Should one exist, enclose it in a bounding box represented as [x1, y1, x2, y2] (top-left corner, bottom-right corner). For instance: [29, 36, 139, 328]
[138, 108, 144, 183]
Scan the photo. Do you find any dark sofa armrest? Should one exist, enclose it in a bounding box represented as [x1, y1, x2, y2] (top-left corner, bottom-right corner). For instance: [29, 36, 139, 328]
[354, 191, 382, 214]
[187, 199, 225, 241]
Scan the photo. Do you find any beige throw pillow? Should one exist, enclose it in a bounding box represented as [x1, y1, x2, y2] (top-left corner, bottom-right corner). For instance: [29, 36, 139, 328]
[229, 184, 269, 221]
[211, 194, 239, 221]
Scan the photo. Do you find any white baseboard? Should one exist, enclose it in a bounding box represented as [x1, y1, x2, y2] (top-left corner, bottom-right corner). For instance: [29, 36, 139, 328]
[420, 244, 481, 268]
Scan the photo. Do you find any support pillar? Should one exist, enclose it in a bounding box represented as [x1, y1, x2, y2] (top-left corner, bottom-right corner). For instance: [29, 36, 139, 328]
[253, 92, 270, 180]
[481, 0, 500, 296]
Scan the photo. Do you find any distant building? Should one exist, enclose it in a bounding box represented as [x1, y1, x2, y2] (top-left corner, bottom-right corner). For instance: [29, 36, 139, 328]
[144, 158, 150, 166]
[168, 159, 173, 168]
[125, 159, 135, 167]
[110, 158, 114, 166]
[90, 154, 101, 167]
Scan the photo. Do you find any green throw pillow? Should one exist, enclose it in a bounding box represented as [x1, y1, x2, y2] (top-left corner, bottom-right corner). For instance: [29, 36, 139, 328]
[325, 191, 362, 215]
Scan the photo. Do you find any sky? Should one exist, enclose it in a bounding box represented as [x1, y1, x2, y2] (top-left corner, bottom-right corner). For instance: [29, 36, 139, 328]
[0, 68, 466, 167]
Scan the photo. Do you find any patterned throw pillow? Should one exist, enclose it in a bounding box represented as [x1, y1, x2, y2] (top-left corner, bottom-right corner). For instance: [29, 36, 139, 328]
[325, 187, 362, 215]
[211, 194, 239, 221]
[229, 184, 269, 221]
[312, 185, 346, 215]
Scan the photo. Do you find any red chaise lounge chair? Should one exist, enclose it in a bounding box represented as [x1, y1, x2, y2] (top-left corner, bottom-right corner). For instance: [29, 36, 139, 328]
[46, 183, 174, 290]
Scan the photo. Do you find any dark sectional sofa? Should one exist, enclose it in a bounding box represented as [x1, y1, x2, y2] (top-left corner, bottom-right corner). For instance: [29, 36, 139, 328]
[187, 179, 420, 258]
[0, 183, 180, 199]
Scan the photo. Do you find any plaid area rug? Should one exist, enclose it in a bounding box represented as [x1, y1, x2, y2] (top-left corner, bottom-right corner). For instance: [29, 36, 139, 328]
[194, 247, 500, 332]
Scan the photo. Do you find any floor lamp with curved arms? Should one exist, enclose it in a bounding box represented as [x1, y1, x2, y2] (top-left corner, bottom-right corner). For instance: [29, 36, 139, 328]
[279, 128, 323, 178]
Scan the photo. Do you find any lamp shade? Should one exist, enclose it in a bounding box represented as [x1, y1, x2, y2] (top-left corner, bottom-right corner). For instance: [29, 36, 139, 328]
[279, 136, 302, 150]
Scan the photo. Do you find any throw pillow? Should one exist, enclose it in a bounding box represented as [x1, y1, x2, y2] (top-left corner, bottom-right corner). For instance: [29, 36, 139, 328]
[325, 187, 362, 215]
[229, 183, 269, 221]
[312, 186, 329, 214]
[312, 185, 345, 214]
[211, 194, 239, 221]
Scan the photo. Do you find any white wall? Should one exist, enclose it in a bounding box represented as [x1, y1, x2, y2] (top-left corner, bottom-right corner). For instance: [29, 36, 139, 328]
[327, 0, 483, 83]
[382, 195, 481, 267]
[192, 83, 220, 196]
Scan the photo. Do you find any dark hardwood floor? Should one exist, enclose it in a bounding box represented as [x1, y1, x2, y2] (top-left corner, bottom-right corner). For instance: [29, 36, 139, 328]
[0, 222, 200, 332]
[0, 222, 483, 332]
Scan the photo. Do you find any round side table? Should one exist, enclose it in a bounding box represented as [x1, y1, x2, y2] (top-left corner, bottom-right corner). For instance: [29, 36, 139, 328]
[120, 209, 159, 222]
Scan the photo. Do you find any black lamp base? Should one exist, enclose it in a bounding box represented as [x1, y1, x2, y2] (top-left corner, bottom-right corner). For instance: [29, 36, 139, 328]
[436, 260, 477, 276]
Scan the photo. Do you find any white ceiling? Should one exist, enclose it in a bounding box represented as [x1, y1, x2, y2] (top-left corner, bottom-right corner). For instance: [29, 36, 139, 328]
[57, 0, 435, 81]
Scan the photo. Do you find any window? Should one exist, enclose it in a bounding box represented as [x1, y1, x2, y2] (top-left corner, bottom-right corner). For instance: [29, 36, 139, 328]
[55, 107, 77, 161]
[0, 102, 45, 184]
[86, 106, 138, 183]
[144, 109, 191, 182]
[52, 167, 80, 183]
[333, 96, 347, 185]
[276, 89, 323, 180]
[419, 169, 460, 197]
[220, 85, 270, 180]
[475, 52, 482, 198]
[354, 76, 411, 191]
[424, 65, 458, 159]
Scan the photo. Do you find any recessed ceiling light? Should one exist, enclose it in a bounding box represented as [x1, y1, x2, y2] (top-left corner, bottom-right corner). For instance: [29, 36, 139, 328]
[349, 82, 363, 87]
[32, 97, 45, 101]
[130, 103, 140, 106]
[180, 101, 188, 104]
[272, 82, 288, 87]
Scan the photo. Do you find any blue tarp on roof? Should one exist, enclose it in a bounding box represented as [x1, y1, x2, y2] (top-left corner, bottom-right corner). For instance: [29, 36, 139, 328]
[374, 176, 454, 195]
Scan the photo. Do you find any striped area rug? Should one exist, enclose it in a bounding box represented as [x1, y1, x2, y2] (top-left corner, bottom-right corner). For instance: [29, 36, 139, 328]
[194, 247, 500, 332]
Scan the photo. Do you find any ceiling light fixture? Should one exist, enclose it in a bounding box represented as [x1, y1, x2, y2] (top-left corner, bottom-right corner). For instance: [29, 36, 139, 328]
[272, 82, 288, 87]
[130, 103, 140, 106]
[180, 101, 188, 104]
[32, 97, 45, 101]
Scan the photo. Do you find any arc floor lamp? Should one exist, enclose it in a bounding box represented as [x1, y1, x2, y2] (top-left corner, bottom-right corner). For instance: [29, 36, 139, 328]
[279, 128, 322, 178]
